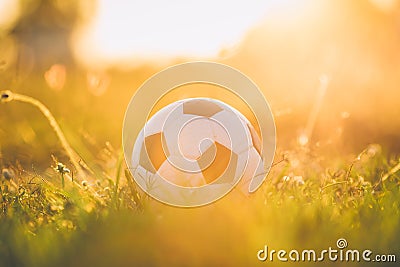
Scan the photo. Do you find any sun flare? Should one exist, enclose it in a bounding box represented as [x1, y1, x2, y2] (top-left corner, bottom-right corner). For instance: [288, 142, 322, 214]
[71, 0, 313, 68]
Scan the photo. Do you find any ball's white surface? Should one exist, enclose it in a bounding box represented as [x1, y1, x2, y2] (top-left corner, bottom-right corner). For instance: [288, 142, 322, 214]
[131, 98, 263, 192]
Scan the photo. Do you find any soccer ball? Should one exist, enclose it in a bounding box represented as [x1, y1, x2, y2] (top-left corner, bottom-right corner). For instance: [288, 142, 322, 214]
[131, 98, 264, 197]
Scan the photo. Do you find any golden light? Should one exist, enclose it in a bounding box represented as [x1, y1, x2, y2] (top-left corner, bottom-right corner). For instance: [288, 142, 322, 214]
[298, 134, 309, 146]
[369, 0, 399, 12]
[44, 64, 67, 91]
[72, 0, 313, 68]
[0, 0, 20, 32]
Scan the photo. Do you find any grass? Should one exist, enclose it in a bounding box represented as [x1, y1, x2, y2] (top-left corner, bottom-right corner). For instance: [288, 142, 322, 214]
[1, 90, 88, 177]
[0, 143, 399, 266]
[0, 92, 399, 267]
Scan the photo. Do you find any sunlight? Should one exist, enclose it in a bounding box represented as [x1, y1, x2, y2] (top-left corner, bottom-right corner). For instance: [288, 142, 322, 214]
[72, 0, 312, 68]
[0, 0, 20, 31]
[369, 0, 398, 12]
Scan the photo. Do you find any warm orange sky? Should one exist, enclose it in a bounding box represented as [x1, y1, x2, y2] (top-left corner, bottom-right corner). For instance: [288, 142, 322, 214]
[72, 0, 269, 65]
[69, 0, 399, 68]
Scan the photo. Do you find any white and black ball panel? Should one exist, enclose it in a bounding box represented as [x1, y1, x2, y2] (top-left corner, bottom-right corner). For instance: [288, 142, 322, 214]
[182, 98, 224, 117]
[210, 108, 252, 154]
[131, 97, 264, 193]
[144, 101, 180, 136]
[177, 117, 218, 160]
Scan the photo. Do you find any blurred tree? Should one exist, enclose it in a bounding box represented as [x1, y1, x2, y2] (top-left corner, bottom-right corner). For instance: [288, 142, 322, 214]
[10, 0, 89, 68]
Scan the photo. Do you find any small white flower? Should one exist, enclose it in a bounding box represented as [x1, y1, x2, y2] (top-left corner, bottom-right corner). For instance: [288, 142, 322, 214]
[293, 175, 305, 186]
[54, 163, 70, 174]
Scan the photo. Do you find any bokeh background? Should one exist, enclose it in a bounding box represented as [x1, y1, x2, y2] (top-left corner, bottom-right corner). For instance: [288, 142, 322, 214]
[0, 1, 400, 266]
[1, 0, 400, 170]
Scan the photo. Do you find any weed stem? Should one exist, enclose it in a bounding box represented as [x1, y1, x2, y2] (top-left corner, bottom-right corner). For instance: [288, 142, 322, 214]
[382, 159, 400, 181]
[1, 90, 87, 177]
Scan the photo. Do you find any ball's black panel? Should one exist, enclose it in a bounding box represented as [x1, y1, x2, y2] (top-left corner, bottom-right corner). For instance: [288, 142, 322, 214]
[182, 99, 223, 117]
